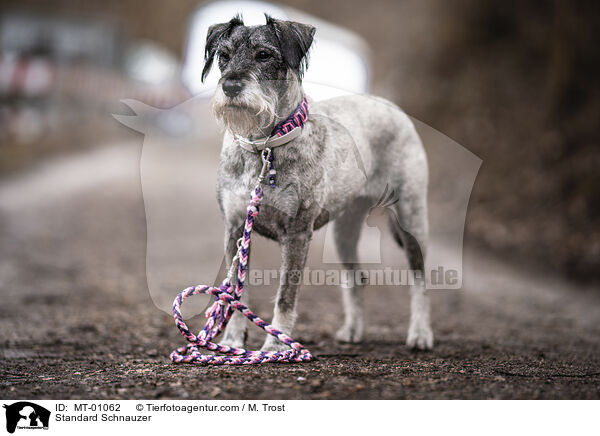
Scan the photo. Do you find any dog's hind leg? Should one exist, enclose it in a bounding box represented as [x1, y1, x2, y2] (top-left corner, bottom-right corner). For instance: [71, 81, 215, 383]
[261, 230, 312, 352]
[390, 189, 433, 350]
[219, 224, 249, 348]
[333, 198, 371, 343]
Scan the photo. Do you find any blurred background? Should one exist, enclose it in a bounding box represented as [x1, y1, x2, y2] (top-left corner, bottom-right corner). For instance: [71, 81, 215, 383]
[1, 0, 598, 284]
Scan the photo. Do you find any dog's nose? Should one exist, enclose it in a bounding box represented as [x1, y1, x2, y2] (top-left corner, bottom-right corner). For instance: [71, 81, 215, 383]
[222, 79, 244, 97]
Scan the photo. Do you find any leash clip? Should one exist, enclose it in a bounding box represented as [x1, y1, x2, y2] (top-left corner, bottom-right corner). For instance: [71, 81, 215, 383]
[256, 148, 272, 186]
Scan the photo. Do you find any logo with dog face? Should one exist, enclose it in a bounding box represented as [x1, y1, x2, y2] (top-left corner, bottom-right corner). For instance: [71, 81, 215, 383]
[113, 14, 481, 319]
[3, 402, 50, 433]
[115, 94, 481, 318]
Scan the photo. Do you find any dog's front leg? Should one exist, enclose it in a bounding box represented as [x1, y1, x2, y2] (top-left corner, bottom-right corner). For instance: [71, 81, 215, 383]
[261, 231, 312, 352]
[219, 224, 248, 348]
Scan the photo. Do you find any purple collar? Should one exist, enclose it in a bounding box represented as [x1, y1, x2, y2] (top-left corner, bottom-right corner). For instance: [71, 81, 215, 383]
[271, 96, 309, 137]
[235, 96, 309, 152]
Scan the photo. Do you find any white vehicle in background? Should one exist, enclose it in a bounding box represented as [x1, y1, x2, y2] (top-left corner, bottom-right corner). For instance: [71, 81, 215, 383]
[182, 0, 371, 101]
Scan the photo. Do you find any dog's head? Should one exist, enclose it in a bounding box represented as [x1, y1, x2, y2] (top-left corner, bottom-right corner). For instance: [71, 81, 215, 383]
[202, 14, 315, 137]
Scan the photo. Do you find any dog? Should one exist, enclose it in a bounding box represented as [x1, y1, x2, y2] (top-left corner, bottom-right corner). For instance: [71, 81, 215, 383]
[203, 14, 433, 351]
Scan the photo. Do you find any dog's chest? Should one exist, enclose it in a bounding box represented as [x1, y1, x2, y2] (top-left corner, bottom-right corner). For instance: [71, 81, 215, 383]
[218, 149, 326, 236]
[221, 185, 309, 239]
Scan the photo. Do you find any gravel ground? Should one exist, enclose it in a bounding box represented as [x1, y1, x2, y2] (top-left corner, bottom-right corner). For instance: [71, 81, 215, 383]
[1, 142, 599, 400]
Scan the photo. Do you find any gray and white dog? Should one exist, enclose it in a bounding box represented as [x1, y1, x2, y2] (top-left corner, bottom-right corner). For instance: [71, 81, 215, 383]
[204, 15, 433, 351]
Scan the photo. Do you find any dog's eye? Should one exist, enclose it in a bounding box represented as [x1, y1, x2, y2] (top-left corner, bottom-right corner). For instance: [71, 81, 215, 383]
[256, 50, 271, 61]
[219, 52, 230, 62]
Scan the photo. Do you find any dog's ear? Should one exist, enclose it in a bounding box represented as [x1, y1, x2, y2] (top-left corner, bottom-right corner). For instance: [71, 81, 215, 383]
[201, 15, 244, 82]
[265, 15, 315, 78]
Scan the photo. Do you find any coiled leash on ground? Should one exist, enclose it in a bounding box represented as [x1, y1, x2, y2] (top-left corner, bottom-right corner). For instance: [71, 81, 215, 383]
[170, 148, 312, 365]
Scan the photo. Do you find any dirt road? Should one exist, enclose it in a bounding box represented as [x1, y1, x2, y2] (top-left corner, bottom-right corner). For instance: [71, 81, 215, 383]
[1, 142, 599, 399]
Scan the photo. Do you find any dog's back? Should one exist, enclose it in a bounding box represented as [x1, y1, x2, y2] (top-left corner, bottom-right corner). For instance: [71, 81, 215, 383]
[311, 94, 427, 210]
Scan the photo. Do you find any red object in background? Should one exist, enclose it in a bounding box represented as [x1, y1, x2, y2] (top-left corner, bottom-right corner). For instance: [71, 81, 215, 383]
[0, 55, 54, 97]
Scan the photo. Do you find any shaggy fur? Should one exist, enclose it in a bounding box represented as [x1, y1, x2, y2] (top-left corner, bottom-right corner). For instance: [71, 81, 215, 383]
[204, 15, 433, 351]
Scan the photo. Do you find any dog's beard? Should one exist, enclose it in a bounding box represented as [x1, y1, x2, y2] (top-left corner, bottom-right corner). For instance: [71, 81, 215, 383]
[212, 79, 277, 138]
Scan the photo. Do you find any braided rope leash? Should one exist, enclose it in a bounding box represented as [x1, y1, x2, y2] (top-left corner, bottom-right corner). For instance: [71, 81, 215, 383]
[170, 148, 312, 365]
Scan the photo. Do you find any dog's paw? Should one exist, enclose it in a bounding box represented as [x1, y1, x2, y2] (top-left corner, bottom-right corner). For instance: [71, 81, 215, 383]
[218, 339, 244, 349]
[335, 322, 364, 343]
[260, 336, 290, 352]
[218, 326, 248, 349]
[406, 321, 434, 350]
[218, 337, 245, 349]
